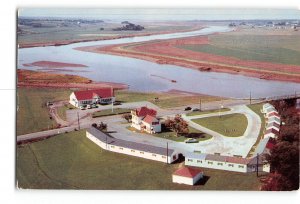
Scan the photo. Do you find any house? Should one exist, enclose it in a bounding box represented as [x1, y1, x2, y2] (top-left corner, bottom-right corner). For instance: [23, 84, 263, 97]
[131, 106, 161, 134]
[172, 167, 203, 185]
[264, 128, 279, 138]
[69, 88, 115, 108]
[86, 127, 178, 163]
[267, 112, 280, 118]
[267, 116, 281, 125]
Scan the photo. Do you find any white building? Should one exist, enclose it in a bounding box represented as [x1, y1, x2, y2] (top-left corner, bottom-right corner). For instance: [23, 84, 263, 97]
[69, 88, 115, 108]
[131, 106, 161, 134]
[172, 167, 203, 186]
[86, 127, 178, 164]
[266, 122, 280, 132]
[264, 128, 279, 139]
[185, 138, 271, 173]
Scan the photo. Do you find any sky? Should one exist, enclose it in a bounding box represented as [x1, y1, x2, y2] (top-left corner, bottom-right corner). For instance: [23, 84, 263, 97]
[18, 8, 300, 21]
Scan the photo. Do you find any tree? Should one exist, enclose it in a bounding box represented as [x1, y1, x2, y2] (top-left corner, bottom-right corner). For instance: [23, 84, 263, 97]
[164, 115, 189, 137]
[122, 113, 132, 123]
[98, 122, 107, 131]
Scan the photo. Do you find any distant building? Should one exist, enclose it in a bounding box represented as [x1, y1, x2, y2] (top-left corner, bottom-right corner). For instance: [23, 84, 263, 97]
[172, 167, 203, 185]
[69, 88, 115, 108]
[131, 106, 161, 134]
[86, 127, 178, 164]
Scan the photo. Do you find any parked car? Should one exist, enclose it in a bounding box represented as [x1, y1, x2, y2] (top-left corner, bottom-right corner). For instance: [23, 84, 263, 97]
[91, 104, 98, 108]
[113, 101, 122, 105]
[184, 138, 199, 143]
[80, 106, 86, 110]
[87, 104, 92, 109]
[184, 107, 192, 111]
[192, 108, 200, 112]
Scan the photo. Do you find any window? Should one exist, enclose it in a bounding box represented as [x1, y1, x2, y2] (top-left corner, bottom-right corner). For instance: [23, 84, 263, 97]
[197, 160, 202, 163]
[208, 161, 213, 165]
[152, 122, 159, 125]
[217, 162, 223, 166]
[162, 156, 166, 159]
[152, 154, 156, 157]
[140, 151, 144, 154]
[188, 159, 193, 162]
[111, 145, 115, 148]
[131, 150, 135, 153]
[238, 165, 244, 168]
[119, 147, 123, 150]
[228, 164, 234, 167]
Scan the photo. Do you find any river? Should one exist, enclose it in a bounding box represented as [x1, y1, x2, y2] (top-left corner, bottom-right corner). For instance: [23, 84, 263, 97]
[18, 26, 300, 98]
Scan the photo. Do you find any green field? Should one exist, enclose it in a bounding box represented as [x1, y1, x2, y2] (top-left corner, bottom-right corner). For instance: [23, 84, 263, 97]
[186, 108, 230, 116]
[92, 108, 131, 118]
[17, 88, 71, 135]
[179, 33, 300, 66]
[192, 113, 248, 137]
[16, 130, 262, 190]
[115, 90, 223, 109]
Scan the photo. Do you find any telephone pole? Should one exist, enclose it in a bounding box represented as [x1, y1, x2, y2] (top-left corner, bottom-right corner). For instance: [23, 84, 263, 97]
[199, 98, 202, 111]
[77, 112, 80, 130]
[250, 91, 252, 105]
[166, 142, 169, 164]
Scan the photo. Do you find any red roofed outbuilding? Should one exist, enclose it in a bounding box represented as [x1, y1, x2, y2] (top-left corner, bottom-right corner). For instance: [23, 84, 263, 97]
[69, 88, 115, 108]
[172, 167, 204, 185]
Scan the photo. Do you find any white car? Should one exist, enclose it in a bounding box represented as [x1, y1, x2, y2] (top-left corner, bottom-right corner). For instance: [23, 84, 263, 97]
[184, 138, 198, 143]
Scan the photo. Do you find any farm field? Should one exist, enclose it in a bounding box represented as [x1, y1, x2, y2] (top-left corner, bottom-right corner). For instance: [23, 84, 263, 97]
[192, 113, 248, 137]
[179, 34, 300, 66]
[16, 130, 262, 190]
[17, 87, 71, 135]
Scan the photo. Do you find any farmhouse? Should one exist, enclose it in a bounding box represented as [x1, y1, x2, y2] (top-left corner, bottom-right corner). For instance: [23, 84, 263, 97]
[172, 167, 203, 185]
[86, 127, 178, 163]
[264, 128, 279, 139]
[69, 88, 115, 108]
[131, 106, 161, 134]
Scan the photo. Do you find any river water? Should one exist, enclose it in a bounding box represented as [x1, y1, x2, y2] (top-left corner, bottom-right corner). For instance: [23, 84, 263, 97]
[18, 26, 300, 98]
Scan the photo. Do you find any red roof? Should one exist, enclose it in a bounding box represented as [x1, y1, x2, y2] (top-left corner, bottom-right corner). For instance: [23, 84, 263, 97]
[74, 88, 114, 101]
[265, 128, 279, 135]
[173, 167, 203, 178]
[266, 139, 276, 150]
[267, 122, 280, 129]
[267, 112, 280, 118]
[143, 115, 158, 124]
[135, 106, 157, 117]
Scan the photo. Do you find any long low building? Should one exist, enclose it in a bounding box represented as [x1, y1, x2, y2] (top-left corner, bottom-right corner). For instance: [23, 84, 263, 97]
[86, 127, 178, 164]
[185, 137, 271, 173]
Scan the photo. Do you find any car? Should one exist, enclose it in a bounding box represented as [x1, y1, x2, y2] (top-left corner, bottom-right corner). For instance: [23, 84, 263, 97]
[192, 108, 200, 112]
[80, 106, 86, 110]
[184, 138, 199, 143]
[113, 101, 122, 105]
[184, 107, 192, 111]
[87, 104, 92, 109]
[91, 104, 98, 108]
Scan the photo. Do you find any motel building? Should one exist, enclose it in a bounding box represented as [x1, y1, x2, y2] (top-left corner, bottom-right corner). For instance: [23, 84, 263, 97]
[172, 167, 204, 186]
[69, 88, 115, 108]
[185, 137, 271, 173]
[266, 122, 280, 132]
[131, 106, 161, 134]
[86, 127, 178, 164]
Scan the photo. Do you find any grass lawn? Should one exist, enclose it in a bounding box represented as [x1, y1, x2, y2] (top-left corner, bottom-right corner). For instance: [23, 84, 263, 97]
[192, 113, 248, 137]
[115, 90, 223, 109]
[127, 125, 212, 142]
[179, 33, 300, 67]
[92, 108, 131, 118]
[16, 130, 262, 190]
[186, 108, 230, 116]
[17, 88, 72, 135]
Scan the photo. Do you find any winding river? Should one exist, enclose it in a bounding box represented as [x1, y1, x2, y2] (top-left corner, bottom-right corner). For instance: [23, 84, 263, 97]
[18, 26, 300, 98]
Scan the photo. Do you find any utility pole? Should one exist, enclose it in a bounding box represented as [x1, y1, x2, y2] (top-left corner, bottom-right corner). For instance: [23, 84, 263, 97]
[111, 86, 114, 113]
[77, 112, 80, 130]
[166, 142, 169, 164]
[250, 91, 252, 105]
[199, 98, 202, 111]
[256, 153, 259, 177]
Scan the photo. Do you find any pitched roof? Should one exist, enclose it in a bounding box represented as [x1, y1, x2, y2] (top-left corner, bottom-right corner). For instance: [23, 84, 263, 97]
[267, 112, 280, 117]
[87, 127, 174, 156]
[225, 157, 249, 165]
[74, 88, 114, 101]
[265, 128, 279, 135]
[266, 122, 280, 129]
[135, 106, 157, 117]
[143, 115, 158, 124]
[173, 167, 203, 178]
